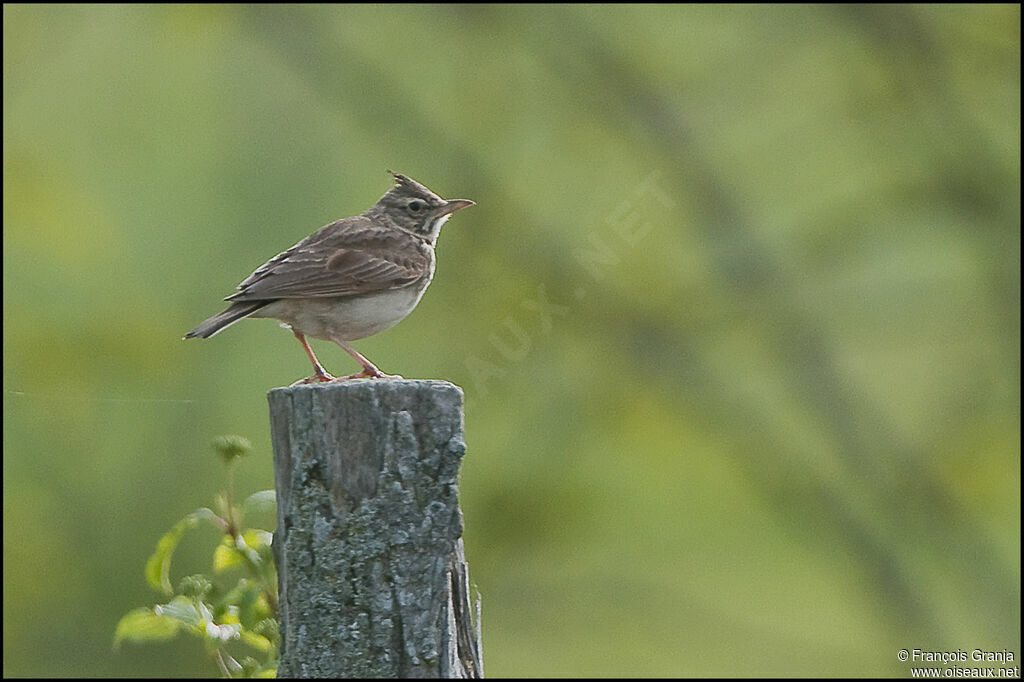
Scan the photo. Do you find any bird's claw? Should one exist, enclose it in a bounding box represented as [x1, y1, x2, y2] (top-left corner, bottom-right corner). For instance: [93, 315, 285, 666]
[290, 372, 337, 386]
[332, 368, 403, 381]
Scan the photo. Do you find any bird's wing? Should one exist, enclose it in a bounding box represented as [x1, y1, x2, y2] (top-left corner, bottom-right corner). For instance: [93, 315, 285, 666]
[226, 217, 432, 301]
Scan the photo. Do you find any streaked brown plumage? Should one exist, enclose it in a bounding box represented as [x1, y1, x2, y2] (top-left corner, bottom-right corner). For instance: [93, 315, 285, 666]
[185, 172, 474, 382]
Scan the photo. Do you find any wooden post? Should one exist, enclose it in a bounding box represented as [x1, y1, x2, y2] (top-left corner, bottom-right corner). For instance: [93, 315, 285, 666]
[268, 380, 482, 678]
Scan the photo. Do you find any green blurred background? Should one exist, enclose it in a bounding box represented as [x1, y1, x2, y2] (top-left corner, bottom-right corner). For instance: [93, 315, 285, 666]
[3, 4, 1020, 677]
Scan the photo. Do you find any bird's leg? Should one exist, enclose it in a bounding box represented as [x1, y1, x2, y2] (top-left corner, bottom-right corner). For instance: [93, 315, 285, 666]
[330, 338, 402, 380]
[290, 331, 336, 384]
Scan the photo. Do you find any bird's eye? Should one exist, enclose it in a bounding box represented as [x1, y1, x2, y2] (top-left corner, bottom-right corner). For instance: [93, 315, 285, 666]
[408, 200, 425, 213]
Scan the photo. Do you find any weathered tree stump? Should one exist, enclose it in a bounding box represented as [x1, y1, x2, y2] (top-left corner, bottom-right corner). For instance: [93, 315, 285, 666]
[268, 379, 482, 678]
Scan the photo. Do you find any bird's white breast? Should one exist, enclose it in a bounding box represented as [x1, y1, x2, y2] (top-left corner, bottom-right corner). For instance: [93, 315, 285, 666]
[254, 284, 429, 343]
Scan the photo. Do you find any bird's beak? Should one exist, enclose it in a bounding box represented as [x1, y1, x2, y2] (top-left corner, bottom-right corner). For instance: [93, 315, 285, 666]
[439, 199, 475, 216]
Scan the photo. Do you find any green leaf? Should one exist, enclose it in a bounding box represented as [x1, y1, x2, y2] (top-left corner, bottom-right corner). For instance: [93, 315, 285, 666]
[239, 629, 273, 653]
[242, 490, 276, 515]
[220, 579, 273, 628]
[113, 607, 180, 649]
[221, 578, 257, 608]
[215, 530, 274, 574]
[144, 508, 225, 594]
[154, 595, 202, 628]
[213, 536, 244, 573]
[145, 515, 201, 595]
[242, 529, 273, 552]
[191, 506, 222, 524]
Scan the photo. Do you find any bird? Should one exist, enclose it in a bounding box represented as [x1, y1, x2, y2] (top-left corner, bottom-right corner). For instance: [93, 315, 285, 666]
[184, 171, 474, 383]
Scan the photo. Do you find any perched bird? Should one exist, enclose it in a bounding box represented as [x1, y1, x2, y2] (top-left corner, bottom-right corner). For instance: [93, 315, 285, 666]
[185, 171, 474, 383]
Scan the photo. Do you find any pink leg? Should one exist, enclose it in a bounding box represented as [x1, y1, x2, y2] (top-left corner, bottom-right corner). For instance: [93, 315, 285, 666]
[292, 331, 335, 383]
[330, 338, 401, 380]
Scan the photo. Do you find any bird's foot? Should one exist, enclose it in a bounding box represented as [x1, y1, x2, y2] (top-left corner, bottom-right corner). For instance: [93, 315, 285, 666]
[289, 370, 337, 386]
[332, 367, 403, 381]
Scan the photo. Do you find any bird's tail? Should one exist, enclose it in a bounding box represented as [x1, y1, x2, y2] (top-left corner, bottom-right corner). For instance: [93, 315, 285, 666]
[183, 301, 268, 340]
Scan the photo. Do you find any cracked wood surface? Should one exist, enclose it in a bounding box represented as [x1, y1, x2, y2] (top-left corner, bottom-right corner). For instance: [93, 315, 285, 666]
[269, 380, 482, 678]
